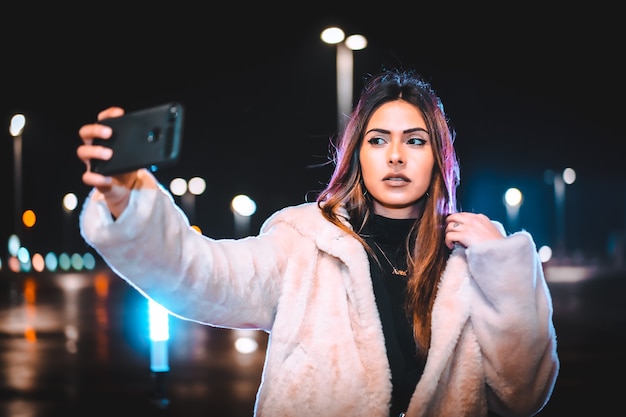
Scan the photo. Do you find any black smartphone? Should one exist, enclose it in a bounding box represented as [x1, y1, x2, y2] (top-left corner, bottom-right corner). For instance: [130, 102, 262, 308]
[90, 102, 184, 176]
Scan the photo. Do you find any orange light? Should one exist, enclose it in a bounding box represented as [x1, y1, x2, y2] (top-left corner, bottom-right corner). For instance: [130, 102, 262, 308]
[24, 278, 36, 304]
[94, 273, 109, 298]
[22, 209, 36, 228]
[23, 277, 38, 343]
[24, 327, 37, 343]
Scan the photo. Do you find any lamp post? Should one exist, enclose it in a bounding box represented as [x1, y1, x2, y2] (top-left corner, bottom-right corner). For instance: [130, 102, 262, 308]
[148, 298, 170, 409]
[544, 168, 576, 258]
[9, 114, 25, 239]
[63, 192, 79, 252]
[231, 194, 257, 238]
[504, 187, 523, 232]
[169, 177, 206, 228]
[320, 27, 367, 132]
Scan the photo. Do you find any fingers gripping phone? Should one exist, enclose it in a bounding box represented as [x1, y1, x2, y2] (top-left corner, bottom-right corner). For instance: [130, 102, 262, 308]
[90, 102, 184, 176]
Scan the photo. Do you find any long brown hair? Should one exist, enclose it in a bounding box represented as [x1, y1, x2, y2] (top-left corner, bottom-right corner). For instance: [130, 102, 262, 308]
[316, 68, 460, 356]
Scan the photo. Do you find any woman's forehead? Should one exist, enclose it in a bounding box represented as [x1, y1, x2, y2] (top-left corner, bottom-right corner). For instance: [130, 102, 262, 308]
[367, 101, 426, 130]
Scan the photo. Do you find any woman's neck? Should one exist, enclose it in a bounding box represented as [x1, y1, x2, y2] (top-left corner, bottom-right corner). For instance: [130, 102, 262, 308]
[372, 197, 426, 219]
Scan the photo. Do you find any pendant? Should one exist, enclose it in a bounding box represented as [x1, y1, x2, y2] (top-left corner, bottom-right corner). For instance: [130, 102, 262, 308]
[392, 268, 408, 276]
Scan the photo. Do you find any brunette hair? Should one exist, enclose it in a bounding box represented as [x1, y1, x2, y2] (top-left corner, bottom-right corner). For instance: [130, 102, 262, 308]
[316, 68, 460, 356]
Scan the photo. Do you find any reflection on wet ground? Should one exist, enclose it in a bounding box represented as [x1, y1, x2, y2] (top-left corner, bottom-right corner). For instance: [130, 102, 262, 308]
[0, 266, 624, 416]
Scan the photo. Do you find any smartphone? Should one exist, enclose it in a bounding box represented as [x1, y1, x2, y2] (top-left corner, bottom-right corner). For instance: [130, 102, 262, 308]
[90, 102, 184, 176]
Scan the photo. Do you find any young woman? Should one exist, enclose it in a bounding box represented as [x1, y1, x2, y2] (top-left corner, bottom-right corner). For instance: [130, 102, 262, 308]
[77, 69, 559, 417]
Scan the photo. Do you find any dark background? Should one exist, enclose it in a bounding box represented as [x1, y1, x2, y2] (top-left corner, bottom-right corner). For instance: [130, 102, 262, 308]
[0, 5, 625, 417]
[1, 4, 624, 261]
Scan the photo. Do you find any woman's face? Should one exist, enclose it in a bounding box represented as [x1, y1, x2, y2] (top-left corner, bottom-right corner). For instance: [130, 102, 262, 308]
[359, 100, 434, 219]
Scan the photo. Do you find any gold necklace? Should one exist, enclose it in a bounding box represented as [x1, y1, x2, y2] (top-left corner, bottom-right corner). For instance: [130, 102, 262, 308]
[373, 242, 407, 276]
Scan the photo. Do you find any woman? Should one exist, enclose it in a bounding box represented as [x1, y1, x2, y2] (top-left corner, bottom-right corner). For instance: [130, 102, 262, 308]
[77, 69, 559, 416]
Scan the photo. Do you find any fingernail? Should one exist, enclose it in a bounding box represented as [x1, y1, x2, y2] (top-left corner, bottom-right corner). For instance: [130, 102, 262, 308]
[102, 148, 113, 159]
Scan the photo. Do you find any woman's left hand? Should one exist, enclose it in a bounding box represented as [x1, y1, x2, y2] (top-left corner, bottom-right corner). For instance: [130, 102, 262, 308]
[445, 212, 505, 250]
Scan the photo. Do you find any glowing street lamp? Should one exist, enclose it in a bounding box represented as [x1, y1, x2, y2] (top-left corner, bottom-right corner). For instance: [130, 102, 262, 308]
[63, 192, 79, 252]
[9, 114, 25, 239]
[321, 27, 367, 132]
[169, 177, 206, 229]
[231, 194, 257, 238]
[148, 298, 170, 408]
[504, 187, 523, 232]
[544, 168, 576, 257]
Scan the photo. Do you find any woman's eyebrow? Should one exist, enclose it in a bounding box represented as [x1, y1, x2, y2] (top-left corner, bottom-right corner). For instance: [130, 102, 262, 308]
[405, 127, 429, 134]
[365, 127, 429, 135]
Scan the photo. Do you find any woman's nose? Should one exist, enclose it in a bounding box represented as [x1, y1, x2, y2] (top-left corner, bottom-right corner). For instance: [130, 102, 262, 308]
[388, 142, 404, 165]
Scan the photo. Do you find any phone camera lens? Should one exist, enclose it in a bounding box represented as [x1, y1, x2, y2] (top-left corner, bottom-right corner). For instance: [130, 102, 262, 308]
[148, 128, 162, 142]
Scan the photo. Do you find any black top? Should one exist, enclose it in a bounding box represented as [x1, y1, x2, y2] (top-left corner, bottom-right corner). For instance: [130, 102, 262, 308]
[356, 214, 425, 417]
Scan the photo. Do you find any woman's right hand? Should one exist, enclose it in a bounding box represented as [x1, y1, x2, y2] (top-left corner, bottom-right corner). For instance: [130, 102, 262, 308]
[77, 106, 139, 219]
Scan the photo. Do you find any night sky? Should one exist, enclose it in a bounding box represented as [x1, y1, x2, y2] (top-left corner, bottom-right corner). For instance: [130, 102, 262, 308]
[1, 5, 624, 261]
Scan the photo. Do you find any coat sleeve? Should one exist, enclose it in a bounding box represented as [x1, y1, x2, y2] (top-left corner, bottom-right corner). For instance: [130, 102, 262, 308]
[79, 170, 292, 330]
[465, 230, 559, 416]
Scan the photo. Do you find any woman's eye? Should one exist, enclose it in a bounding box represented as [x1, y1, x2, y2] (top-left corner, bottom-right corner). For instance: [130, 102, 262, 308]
[407, 137, 426, 145]
[367, 137, 386, 145]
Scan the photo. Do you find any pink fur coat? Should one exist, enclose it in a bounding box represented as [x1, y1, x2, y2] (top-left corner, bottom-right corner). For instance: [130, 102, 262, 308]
[80, 170, 559, 417]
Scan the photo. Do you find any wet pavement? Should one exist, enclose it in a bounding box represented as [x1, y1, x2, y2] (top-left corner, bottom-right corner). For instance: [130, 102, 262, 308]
[0, 264, 624, 417]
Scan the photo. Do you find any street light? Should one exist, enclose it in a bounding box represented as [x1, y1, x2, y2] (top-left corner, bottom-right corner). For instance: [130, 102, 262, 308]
[231, 194, 257, 238]
[63, 192, 79, 252]
[169, 177, 206, 230]
[321, 27, 367, 132]
[544, 168, 576, 258]
[503, 187, 523, 232]
[9, 114, 25, 239]
[148, 298, 170, 408]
